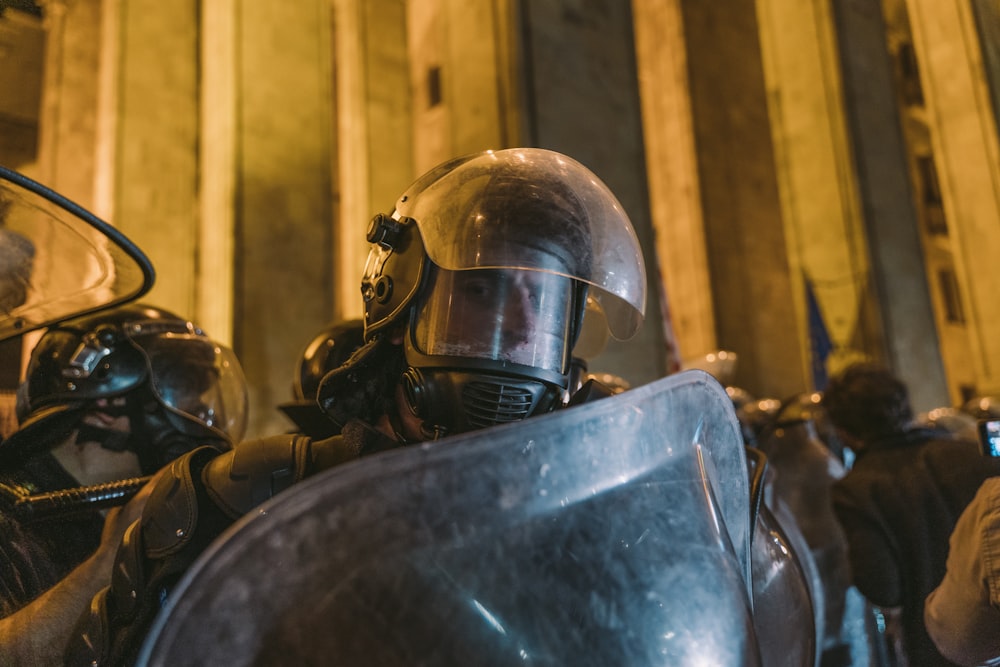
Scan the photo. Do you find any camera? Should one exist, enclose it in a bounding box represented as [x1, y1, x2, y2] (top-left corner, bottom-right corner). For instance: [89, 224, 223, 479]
[978, 418, 1000, 457]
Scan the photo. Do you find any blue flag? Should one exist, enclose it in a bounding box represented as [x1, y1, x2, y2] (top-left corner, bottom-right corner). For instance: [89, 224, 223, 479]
[806, 278, 833, 391]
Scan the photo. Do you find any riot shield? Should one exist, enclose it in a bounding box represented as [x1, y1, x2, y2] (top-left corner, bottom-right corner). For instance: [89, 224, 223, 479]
[0, 167, 154, 340]
[140, 370, 759, 666]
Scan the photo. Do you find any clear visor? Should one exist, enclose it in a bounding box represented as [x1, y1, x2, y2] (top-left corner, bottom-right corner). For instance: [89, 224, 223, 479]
[414, 267, 573, 374]
[0, 168, 154, 341]
[134, 332, 249, 443]
[393, 148, 646, 340]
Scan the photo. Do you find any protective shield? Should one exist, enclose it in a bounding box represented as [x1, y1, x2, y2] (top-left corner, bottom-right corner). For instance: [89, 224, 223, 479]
[0, 167, 154, 340]
[140, 370, 761, 666]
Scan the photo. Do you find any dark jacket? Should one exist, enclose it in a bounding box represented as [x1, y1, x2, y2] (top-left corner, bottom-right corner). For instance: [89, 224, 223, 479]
[64, 419, 399, 667]
[0, 454, 103, 617]
[832, 428, 1000, 666]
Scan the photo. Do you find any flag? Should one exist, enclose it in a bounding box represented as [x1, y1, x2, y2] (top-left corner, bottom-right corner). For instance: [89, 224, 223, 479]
[806, 277, 833, 391]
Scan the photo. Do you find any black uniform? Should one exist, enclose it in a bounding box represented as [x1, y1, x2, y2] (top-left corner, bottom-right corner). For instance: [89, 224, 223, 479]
[64, 420, 398, 666]
[0, 455, 103, 617]
[833, 429, 1000, 666]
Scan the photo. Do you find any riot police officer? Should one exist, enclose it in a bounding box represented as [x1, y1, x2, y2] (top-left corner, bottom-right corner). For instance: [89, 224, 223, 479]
[65, 147, 647, 666]
[0, 303, 247, 664]
[277, 319, 365, 439]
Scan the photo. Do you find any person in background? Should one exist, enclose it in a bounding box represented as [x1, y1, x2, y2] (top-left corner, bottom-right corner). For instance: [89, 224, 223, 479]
[277, 318, 365, 439]
[824, 362, 1000, 666]
[924, 475, 1000, 666]
[0, 303, 248, 665]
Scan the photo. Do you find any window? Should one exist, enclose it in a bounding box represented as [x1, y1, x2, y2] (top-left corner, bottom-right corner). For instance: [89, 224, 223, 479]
[427, 66, 442, 108]
[898, 42, 925, 107]
[938, 268, 966, 324]
[917, 155, 948, 235]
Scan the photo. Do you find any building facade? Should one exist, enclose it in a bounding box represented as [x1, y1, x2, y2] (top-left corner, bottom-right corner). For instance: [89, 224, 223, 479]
[0, 0, 996, 437]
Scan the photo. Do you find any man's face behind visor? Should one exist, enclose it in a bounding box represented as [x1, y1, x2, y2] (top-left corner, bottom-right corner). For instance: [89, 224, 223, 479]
[414, 267, 574, 374]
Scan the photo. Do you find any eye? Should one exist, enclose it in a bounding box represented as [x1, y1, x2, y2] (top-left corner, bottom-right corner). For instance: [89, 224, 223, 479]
[461, 279, 494, 299]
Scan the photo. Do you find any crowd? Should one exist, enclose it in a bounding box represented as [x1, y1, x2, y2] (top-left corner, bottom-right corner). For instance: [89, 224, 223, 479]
[1, 147, 998, 666]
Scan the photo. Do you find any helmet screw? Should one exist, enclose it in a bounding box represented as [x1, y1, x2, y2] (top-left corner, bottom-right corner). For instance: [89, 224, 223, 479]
[97, 328, 117, 347]
[374, 276, 393, 303]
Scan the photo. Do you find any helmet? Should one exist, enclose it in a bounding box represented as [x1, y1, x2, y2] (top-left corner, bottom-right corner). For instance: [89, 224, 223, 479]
[915, 406, 977, 438]
[320, 148, 646, 439]
[962, 395, 1000, 420]
[279, 319, 365, 438]
[291, 319, 366, 402]
[2, 303, 248, 473]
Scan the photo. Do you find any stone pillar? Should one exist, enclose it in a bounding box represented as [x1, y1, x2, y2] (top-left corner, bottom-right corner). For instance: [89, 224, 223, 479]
[230, 0, 338, 437]
[516, 0, 670, 388]
[635, 0, 807, 398]
[103, 0, 200, 318]
[26, 0, 104, 393]
[333, 0, 413, 322]
[0, 7, 43, 171]
[36, 0, 101, 206]
[198, 0, 238, 343]
[754, 0, 872, 388]
[970, 0, 1000, 134]
[831, 0, 950, 411]
[400, 0, 668, 387]
[407, 0, 514, 171]
[903, 0, 1000, 399]
[633, 0, 714, 373]
[85, 0, 341, 438]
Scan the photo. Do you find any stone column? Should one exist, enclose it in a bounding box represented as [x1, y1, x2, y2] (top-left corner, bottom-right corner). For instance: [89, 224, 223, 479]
[397, 0, 669, 387]
[903, 0, 1000, 399]
[831, 0, 950, 410]
[755, 0, 875, 388]
[0, 7, 43, 171]
[229, 0, 338, 437]
[635, 0, 807, 398]
[36, 0, 101, 206]
[333, 0, 413, 322]
[88, 0, 341, 437]
[103, 0, 200, 319]
[516, 0, 670, 387]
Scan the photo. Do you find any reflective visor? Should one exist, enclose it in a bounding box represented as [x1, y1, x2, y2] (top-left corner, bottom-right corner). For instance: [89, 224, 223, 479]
[414, 267, 573, 374]
[134, 332, 248, 442]
[393, 148, 646, 340]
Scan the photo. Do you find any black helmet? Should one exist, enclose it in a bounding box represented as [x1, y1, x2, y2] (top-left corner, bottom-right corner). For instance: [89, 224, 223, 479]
[279, 319, 365, 438]
[962, 395, 1000, 420]
[320, 148, 646, 439]
[2, 303, 248, 472]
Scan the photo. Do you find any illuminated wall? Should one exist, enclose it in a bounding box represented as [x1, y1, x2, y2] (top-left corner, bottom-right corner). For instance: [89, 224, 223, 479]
[5, 0, 1000, 433]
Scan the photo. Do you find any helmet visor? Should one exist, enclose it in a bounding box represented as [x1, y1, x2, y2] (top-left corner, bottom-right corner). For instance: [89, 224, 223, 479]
[413, 267, 573, 374]
[394, 148, 646, 340]
[135, 332, 249, 443]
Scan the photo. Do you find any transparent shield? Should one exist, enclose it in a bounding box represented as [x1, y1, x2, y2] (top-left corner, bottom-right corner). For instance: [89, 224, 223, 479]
[140, 371, 760, 666]
[0, 167, 154, 340]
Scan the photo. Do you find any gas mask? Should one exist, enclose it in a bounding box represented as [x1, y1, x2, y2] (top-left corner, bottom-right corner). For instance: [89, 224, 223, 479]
[399, 266, 585, 439]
